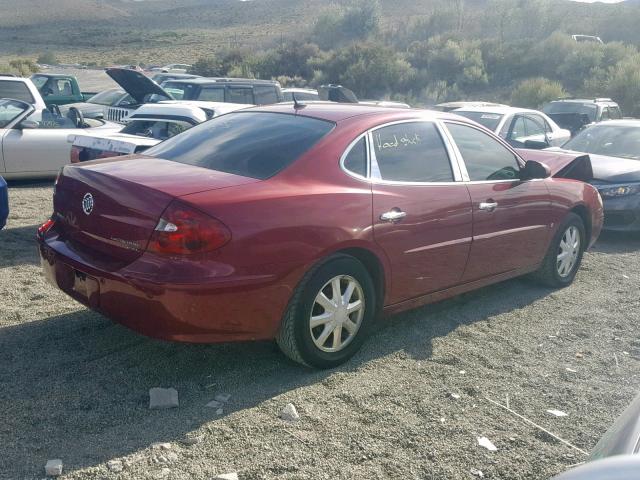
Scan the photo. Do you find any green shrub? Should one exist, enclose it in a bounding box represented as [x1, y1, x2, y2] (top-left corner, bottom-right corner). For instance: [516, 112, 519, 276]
[511, 77, 566, 109]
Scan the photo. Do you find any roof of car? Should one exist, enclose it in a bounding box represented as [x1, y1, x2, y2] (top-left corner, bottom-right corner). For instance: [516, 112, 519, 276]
[583, 119, 640, 127]
[164, 77, 280, 86]
[240, 102, 461, 123]
[454, 106, 540, 115]
[549, 98, 618, 105]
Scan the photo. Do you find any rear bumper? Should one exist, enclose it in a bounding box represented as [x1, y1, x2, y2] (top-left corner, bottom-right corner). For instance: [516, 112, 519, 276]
[38, 232, 303, 343]
[602, 195, 640, 231]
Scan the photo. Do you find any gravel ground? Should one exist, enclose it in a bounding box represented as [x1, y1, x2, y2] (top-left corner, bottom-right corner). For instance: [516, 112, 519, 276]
[1, 183, 639, 480]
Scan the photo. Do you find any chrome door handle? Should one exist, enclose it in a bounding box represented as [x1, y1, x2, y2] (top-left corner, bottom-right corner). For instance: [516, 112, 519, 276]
[479, 201, 498, 212]
[380, 209, 407, 222]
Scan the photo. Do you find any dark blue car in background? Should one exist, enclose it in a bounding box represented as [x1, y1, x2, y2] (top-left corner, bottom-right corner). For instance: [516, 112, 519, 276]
[0, 176, 8, 230]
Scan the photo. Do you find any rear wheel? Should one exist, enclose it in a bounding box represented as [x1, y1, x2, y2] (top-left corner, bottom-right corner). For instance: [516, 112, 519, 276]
[532, 213, 586, 287]
[276, 254, 376, 368]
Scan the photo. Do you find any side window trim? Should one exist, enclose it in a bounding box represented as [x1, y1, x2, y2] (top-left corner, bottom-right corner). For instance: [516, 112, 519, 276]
[340, 131, 370, 181]
[340, 119, 465, 185]
[442, 120, 525, 184]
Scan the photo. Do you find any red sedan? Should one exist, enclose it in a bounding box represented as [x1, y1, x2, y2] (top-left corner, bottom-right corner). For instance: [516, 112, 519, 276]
[38, 104, 603, 368]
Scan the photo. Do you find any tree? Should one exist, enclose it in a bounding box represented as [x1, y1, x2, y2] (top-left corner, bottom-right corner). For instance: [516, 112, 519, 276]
[312, 1, 380, 49]
[37, 51, 57, 65]
[511, 77, 566, 109]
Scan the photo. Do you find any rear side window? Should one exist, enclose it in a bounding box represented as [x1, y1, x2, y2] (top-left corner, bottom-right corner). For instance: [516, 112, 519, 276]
[343, 137, 367, 177]
[371, 122, 453, 182]
[198, 87, 224, 102]
[227, 87, 254, 104]
[0, 80, 35, 103]
[146, 112, 334, 179]
[446, 122, 520, 181]
[254, 85, 279, 105]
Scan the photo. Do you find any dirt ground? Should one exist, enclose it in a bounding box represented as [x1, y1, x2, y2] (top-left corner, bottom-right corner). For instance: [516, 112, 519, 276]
[1, 182, 639, 480]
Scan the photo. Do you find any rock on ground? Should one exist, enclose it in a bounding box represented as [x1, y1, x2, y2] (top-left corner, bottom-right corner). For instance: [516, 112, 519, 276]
[149, 388, 179, 409]
[44, 459, 63, 476]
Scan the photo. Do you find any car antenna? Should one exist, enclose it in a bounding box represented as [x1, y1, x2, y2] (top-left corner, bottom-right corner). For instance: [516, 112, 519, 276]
[292, 92, 306, 110]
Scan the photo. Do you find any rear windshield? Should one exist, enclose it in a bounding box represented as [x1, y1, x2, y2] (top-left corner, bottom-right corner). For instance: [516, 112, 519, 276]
[543, 102, 597, 122]
[146, 112, 335, 179]
[454, 111, 503, 131]
[0, 80, 35, 103]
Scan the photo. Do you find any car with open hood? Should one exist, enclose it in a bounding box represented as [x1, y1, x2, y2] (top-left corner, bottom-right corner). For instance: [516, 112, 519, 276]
[68, 101, 250, 162]
[38, 104, 602, 368]
[454, 106, 570, 149]
[547, 119, 640, 231]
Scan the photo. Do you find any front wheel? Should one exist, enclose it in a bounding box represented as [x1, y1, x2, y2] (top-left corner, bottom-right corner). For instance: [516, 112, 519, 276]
[276, 254, 376, 369]
[532, 213, 586, 288]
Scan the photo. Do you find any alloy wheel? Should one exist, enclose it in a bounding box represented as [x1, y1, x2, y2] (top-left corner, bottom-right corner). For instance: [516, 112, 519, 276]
[309, 275, 365, 353]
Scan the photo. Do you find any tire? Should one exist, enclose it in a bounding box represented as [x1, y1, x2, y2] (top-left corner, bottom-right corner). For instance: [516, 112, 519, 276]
[532, 213, 586, 288]
[276, 254, 376, 369]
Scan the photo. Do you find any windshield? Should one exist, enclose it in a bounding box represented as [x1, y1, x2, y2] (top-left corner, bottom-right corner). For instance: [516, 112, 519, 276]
[121, 119, 193, 140]
[543, 102, 597, 122]
[30, 75, 48, 89]
[87, 89, 125, 106]
[146, 111, 334, 179]
[0, 99, 29, 128]
[453, 111, 503, 131]
[563, 124, 640, 160]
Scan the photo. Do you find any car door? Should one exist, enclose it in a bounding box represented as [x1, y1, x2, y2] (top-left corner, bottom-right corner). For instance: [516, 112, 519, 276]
[443, 121, 551, 282]
[2, 113, 77, 177]
[367, 120, 473, 304]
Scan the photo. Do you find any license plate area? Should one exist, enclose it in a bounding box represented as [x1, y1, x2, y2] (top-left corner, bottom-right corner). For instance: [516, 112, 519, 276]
[56, 264, 100, 308]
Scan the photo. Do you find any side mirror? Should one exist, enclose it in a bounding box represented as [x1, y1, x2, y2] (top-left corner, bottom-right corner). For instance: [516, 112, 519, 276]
[520, 160, 551, 180]
[524, 139, 550, 150]
[19, 119, 40, 129]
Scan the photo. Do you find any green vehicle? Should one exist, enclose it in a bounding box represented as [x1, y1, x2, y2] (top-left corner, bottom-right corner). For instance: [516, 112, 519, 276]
[29, 73, 97, 107]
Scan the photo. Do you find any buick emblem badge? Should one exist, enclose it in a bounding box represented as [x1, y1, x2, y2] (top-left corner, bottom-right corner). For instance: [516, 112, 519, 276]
[82, 193, 94, 215]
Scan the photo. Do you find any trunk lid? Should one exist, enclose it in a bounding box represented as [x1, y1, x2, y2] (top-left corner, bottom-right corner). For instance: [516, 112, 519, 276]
[54, 156, 258, 264]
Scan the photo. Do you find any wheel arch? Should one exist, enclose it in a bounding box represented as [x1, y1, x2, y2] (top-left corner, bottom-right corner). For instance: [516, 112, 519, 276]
[334, 246, 387, 316]
[570, 203, 592, 243]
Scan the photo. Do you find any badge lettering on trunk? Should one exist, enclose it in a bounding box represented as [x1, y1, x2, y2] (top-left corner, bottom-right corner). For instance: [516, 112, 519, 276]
[82, 193, 94, 215]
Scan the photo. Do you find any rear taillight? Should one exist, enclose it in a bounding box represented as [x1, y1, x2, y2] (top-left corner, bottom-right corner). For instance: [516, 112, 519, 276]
[70, 146, 82, 163]
[147, 201, 231, 255]
[37, 218, 55, 238]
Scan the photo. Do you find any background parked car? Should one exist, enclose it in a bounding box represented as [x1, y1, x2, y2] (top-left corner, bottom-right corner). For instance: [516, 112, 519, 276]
[0, 175, 7, 230]
[0, 76, 47, 111]
[59, 87, 134, 120]
[542, 98, 622, 136]
[160, 77, 283, 105]
[282, 88, 319, 101]
[151, 73, 200, 85]
[69, 101, 249, 161]
[454, 106, 570, 149]
[433, 101, 508, 112]
[159, 64, 192, 74]
[29, 73, 96, 107]
[0, 98, 120, 180]
[547, 119, 640, 231]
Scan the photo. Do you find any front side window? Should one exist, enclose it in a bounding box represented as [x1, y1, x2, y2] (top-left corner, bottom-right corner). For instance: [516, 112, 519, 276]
[146, 112, 334, 179]
[508, 115, 526, 143]
[371, 122, 453, 182]
[524, 115, 546, 136]
[446, 122, 521, 181]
